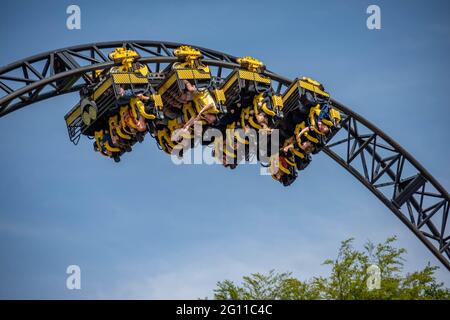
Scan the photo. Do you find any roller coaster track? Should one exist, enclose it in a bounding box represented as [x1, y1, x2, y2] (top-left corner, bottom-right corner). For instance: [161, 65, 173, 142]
[0, 41, 448, 271]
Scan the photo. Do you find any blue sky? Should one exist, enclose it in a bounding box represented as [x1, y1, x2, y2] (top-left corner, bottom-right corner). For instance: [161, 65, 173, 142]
[0, 0, 449, 299]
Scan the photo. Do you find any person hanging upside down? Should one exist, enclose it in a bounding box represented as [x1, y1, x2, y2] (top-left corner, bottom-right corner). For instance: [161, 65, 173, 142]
[171, 86, 219, 140]
[270, 152, 297, 187]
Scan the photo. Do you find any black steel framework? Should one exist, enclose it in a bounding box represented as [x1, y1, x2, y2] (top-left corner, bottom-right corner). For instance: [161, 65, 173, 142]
[0, 41, 448, 271]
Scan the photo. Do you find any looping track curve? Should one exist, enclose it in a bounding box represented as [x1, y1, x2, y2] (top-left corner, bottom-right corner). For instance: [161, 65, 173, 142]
[0, 41, 448, 271]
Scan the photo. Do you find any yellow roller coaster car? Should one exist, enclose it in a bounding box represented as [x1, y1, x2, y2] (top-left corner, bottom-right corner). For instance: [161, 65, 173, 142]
[282, 77, 330, 113]
[220, 56, 271, 107]
[64, 47, 162, 144]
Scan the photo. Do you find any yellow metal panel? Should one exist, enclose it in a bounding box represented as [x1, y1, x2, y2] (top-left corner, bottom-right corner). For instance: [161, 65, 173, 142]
[221, 72, 238, 93]
[253, 73, 271, 84]
[158, 73, 177, 95]
[299, 81, 315, 93]
[282, 79, 329, 102]
[238, 70, 254, 81]
[214, 89, 226, 104]
[112, 73, 148, 84]
[272, 95, 283, 109]
[152, 94, 163, 109]
[176, 69, 195, 79]
[192, 69, 211, 79]
[65, 106, 81, 126]
[176, 69, 211, 80]
[282, 81, 299, 103]
[93, 77, 113, 100]
[299, 80, 329, 97]
[238, 70, 271, 84]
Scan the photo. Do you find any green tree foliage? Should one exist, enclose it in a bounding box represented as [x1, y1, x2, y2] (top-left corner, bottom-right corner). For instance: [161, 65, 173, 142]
[213, 237, 450, 300]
